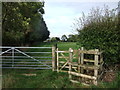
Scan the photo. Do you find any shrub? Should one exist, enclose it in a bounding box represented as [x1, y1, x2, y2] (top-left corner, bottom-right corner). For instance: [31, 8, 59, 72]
[75, 6, 119, 63]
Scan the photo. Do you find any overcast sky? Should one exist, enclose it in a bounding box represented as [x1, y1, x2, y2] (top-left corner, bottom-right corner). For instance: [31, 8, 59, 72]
[43, 0, 119, 38]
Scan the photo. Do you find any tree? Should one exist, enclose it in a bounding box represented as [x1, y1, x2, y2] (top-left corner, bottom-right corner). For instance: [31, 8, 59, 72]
[61, 35, 67, 42]
[50, 37, 60, 42]
[26, 17, 50, 44]
[2, 2, 49, 46]
[68, 34, 78, 42]
[74, 5, 119, 63]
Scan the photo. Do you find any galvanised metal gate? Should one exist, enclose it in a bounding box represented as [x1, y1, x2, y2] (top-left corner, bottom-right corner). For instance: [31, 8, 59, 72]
[0, 46, 52, 69]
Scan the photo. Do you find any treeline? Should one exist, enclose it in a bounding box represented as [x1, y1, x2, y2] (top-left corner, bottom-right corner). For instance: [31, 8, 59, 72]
[2, 2, 50, 46]
[46, 34, 78, 42]
[74, 5, 119, 63]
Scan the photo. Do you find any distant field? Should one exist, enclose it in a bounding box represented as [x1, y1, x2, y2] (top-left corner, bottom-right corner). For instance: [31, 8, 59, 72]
[2, 42, 119, 88]
[35, 42, 79, 50]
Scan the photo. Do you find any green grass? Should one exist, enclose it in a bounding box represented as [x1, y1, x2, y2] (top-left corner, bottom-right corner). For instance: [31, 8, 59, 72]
[2, 69, 86, 88]
[2, 42, 119, 88]
[2, 69, 72, 88]
[34, 42, 79, 49]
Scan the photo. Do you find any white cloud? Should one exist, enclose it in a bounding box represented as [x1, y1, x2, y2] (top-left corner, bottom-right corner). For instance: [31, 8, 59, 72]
[43, 1, 118, 37]
[43, 4, 76, 38]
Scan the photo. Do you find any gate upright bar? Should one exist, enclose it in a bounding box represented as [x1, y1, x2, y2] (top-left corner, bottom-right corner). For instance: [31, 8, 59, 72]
[12, 47, 14, 67]
[52, 44, 57, 71]
[69, 48, 73, 80]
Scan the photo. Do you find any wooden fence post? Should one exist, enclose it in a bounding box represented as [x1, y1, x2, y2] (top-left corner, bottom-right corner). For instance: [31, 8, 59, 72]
[78, 49, 80, 73]
[52, 44, 57, 71]
[78, 48, 81, 82]
[80, 47, 84, 82]
[94, 49, 99, 85]
[69, 48, 73, 80]
[80, 47, 84, 74]
[56, 48, 59, 72]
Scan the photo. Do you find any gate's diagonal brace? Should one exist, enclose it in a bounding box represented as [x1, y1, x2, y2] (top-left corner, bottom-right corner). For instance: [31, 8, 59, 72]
[59, 50, 77, 71]
[59, 52, 69, 71]
[14, 48, 51, 68]
[73, 54, 76, 58]
[0, 48, 12, 55]
[60, 53, 68, 61]
[60, 61, 69, 70]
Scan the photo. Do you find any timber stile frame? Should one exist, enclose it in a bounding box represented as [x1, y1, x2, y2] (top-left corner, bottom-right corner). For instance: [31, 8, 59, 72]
[52, 45, 104, 85]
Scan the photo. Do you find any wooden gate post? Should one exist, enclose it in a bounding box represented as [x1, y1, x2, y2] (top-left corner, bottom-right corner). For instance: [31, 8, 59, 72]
[69, 48, 73, 79]
[93, 49, 99, 85]
[80, 47, 84, 74]
[78, 49, 81, 73]
[78, 48, 81, 81]
[80, 47, 84, 82]
[52, 44, 57, 71]
[56, 48, 59, 72]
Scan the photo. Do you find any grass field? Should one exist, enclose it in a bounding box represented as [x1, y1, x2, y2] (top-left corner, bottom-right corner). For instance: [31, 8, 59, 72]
[2, 42, 119, 88]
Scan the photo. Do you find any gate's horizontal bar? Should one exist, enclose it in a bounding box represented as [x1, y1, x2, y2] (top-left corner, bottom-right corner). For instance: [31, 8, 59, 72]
[0, 56, 52, 58]
[2, 64, 52, 67]
[1, 59, 52, 61]
[56, 51, 69, 53]
[1, 67, 52, 69]
[0, 62, 52, 64]
[0, 47, 52, 49]
[3, 52, 52, 54]
[68, 71, 97, 80]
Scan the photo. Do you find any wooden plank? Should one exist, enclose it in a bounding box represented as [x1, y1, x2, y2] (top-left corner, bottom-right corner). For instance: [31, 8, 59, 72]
[56, 51, 69, 53]
[59, 56, 69, 59]
[56, 48, 59, 72]
[78, 49, 80, 73]
[79, 50, 102, 55]
[68, 71, 97, 80]
[70, 63, 99, 70]
[53, 44, 57, 71]
[73, 57, 77, 59]
[60, 53, 69, 61]
[81, 83, 90, 86]
[70, 80, 80, 83]
[84, 59, 95, 63]
[59, 56, 78, 59]
[69, 48, 73, 79]
[59, 61, 66, 64]
[93, 49, 99, 85]
[59, 66, 77, 69]
[81, 47, 84, 74]
[52, 45, 55, 71]
[78, 49, 81, 81]
[59, 61, 69, 70]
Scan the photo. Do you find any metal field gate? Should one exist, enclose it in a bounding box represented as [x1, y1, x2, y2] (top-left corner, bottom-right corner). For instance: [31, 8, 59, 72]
[0, 46, 52, 69]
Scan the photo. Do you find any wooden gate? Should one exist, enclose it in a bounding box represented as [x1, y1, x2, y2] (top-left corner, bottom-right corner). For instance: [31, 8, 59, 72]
[52, 46, 104, 85]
